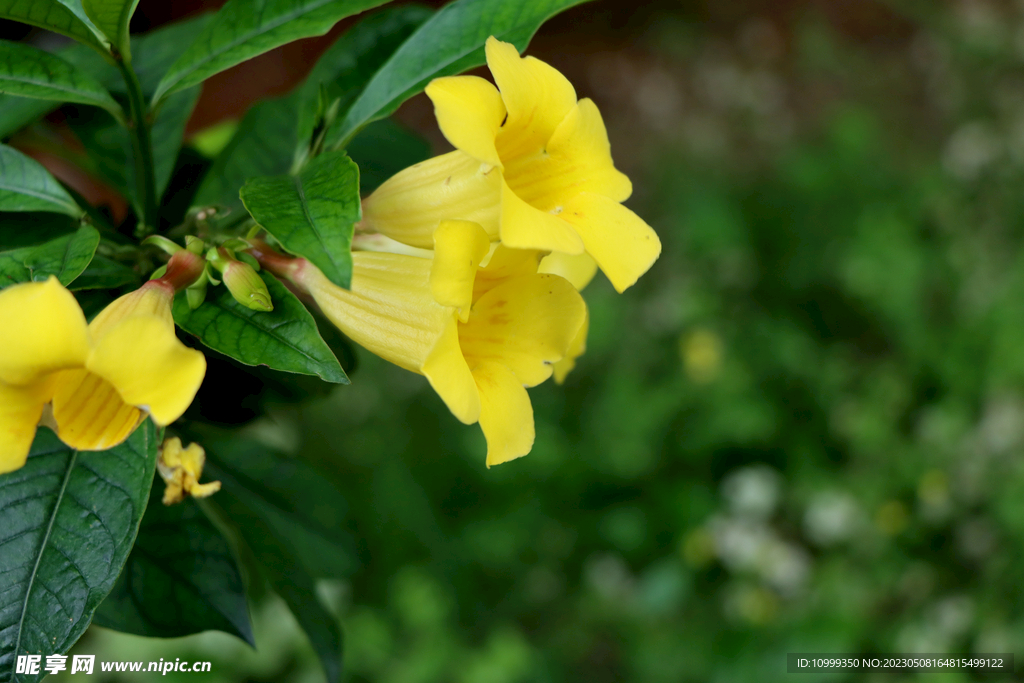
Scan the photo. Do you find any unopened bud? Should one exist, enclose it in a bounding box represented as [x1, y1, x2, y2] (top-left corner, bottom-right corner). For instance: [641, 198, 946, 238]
[209, 248, 273, 311]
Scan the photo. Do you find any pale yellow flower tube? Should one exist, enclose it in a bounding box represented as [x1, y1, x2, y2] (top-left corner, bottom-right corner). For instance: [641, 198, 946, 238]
[251, 233, 586, 466]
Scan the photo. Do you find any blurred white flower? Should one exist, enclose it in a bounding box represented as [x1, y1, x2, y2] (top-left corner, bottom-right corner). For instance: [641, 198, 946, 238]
[943, 122, 1001, 180]
[804, 491, 862, 546]
[721, 465, 781, 519]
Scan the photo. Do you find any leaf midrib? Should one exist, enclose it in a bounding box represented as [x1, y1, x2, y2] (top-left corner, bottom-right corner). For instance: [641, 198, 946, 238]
[11, 449, 79, 667]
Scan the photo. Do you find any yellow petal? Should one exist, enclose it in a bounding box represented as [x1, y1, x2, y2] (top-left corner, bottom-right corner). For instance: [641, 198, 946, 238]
[304, 254, 453, 373]
[552, 308, 588, 384]
[422, 317, 480, 424]
[50, 369, 143, 450]
[499, 178, 584, 254]
[539, 251, 598, 291]
[431, 220, 492, 321]
[87, 281, 174, 339]
[560, 191, 661, 292]
[361, 150, 503, 249]
[87, 315, 206, 426]
[0, 276, 89, 386]
[426, 75, 506, 168]
[459, 273, 587, 387]
[486, 37, 577, 159]
[504, 98, 632, 208]
[473, 245, 543, 302]
[473, 360, 534, 467]
[0, 378, 54, 474]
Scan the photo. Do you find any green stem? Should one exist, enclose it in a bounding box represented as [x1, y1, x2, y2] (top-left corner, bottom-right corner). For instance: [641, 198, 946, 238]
[116, 59, 158, 236]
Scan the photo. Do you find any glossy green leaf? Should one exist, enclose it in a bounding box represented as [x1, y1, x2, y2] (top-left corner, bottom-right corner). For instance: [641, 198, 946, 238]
[193, 95, 300, 213]
[151, 0, 392, 106]
[296, 4, 431, 146]
[0, 0, 109, 55]
[21, 225, 99, 284]
[0, 40, 120, 114]
[0, 226, 98, 289]
[93, 491, 254, 645]
[0, 14, 211, 139]
[67, 254, 139, 290]
[82, 0, 140, 61]
[331, 0, 591, 147]
[346, 118, 430, 193]
[0, 422, 158, 683]
[203, 437, 356, 683]
[0, 144, 83, 216]
[241, 150, 358, 289]
[173, 270, 348, 384]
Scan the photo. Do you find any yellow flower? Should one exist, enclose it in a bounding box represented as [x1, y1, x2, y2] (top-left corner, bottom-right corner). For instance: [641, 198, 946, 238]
[538, 251, 597, 383]
[0, 276, 207, 474]
[254, 225, 586, 466]
[361, 37, 661, 293]
[157, 437, 221, 505]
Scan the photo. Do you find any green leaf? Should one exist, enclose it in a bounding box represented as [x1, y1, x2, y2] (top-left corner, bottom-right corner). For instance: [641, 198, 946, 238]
[0, 98, 53, 140]
[0, 143, 83, 216]
[212, 494, 343, 683]
[0, 422, 159, 683]
[152, 87, 201, 201]
[172, 269, 348, 383]
[0, 226, 99, 289]
[0, 13, 211, 138]
[193, 94, 300, 213]
[295, 4, 431, 146]
[203, 437, 356, 683]
[331, 0, 591, 147]
[151, 0, 392, 106]
[0, 0, 109, 55]
[132, 13, 214, 96]
[202, 437, 357, 579]
[82, 0, 140, 61]
[67, 253, 139, 290]
[0, 40, 120, 115]
[21, 225, 99, 285]
[93, 491, 254, 645]
[346, 118, 430, 193]
[241, 150, 358, 289]
[0, 212, 78, 250]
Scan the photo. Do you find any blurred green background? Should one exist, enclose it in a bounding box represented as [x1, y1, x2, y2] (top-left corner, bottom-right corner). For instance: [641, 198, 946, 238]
[48, 0, 1024, 680]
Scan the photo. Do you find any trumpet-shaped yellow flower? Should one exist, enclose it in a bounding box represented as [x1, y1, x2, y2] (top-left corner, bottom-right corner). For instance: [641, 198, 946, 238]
[157, 436, 221, 505]
[0, 276, 206, 474]
[256, 224, 586, 466]
[361, 37, 661, 293]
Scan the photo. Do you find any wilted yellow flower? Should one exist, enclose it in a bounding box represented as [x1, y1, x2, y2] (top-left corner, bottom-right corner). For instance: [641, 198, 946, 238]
[362, 37, 661, 293]
[252, 230, 586, 466]
[157, 436, 221, 504]
[0, 275, 206, 474]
